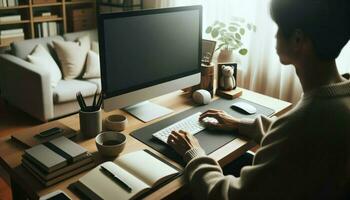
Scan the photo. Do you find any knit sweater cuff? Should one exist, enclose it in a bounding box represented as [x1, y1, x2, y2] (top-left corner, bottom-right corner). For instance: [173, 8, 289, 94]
[238, 118, 255, 134]
[184, 148, 206, 163]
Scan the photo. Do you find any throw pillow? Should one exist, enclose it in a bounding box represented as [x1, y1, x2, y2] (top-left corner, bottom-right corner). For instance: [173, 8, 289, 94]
[53, 40, 88, 80]
[83, 50, 101, 79]
[91, 41, 99, 54]
[27, 44, 62, 88]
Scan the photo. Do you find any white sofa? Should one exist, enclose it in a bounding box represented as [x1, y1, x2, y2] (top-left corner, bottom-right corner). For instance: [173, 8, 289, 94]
[0, 30, 101, 122]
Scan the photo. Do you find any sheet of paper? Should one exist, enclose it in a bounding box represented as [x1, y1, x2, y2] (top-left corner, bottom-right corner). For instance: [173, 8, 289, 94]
[115, 150, 178, 186]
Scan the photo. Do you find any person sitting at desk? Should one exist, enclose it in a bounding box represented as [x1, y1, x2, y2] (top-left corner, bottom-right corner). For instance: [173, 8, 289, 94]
[167, 0, 350, 199]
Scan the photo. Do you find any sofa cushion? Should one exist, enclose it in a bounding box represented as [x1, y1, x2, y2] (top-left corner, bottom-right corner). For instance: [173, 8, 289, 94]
[83, 50, 100, 79]
[53, 39, 89, 80]
[53, 80, 97, 103]
[11, 36, 64, 60]
[27, 44, 62, 88]
[86, 78, 102, 93]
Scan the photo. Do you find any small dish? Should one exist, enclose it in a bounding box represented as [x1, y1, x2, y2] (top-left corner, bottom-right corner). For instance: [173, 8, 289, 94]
[104, 115, 128, 132]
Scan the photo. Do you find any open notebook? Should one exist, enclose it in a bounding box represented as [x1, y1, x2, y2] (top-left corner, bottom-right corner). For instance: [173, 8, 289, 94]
[74, 150, 180, 200]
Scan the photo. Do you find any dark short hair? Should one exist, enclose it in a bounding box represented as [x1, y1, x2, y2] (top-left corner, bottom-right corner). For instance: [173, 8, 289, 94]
[270, 0, 350, 60]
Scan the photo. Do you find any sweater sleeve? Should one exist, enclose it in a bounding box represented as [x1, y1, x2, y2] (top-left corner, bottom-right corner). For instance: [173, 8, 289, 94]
[238, 115, 275, 144]
[184, 116, 291, 200]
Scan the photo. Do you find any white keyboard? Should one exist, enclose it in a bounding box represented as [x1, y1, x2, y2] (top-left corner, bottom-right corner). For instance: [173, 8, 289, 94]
[152, 112, 217, 144]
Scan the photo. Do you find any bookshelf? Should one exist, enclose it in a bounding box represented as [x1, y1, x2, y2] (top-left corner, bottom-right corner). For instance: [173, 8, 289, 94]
[0, 0, 96, 48]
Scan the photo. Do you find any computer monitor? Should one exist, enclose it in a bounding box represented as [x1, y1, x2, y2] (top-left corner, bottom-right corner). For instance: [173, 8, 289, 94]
[98, 6, 202, 122]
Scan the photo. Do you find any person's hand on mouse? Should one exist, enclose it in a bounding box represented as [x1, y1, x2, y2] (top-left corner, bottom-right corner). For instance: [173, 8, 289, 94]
[199, 109, 239, 131]
[167, 130, 201, 157]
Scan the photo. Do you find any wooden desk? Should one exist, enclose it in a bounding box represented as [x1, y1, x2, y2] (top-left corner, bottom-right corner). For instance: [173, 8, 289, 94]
[0, 88, 291, 200]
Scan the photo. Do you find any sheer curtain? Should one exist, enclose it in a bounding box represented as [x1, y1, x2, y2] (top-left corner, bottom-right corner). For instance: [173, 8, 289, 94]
[158, 0, 350, 104]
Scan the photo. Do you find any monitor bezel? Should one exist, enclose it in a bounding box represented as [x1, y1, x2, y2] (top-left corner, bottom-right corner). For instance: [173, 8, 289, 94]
[97, 5, 203, 99]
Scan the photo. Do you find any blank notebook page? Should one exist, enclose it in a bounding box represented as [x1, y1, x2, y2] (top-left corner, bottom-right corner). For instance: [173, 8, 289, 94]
[115, 150, 178, 187]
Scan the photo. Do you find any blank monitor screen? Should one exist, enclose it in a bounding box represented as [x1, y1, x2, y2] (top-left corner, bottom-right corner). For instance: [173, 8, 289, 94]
[99, 6, 202, 98]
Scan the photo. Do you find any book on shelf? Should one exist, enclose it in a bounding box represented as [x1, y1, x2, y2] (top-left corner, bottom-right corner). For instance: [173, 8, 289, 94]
[36, 22, 60, 38]
[42, 12, 52, 17]
[0, 32, 24, 46]
[32, 0, 57, 5]
[0, 0, 19, 7]
[0, 15, 21, 23]
[0, 28, 23, 36]
[74, 150, 181, 200]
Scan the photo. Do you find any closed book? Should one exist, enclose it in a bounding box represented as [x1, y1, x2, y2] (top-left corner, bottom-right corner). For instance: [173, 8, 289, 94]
[48, 22, 57, 36]
[0, 35, 24, 46]
[22, 153, 93, 181]
[24, 144, 67, 173]
[2, 0, 7, 7]
[23, 160, 95, 187]
[46, 136, 88, 163]
[0, 15, 21, 23]
[0, 32, 24, 39]
[0, 0, 3, 7]
[37, 23, 42, 37]
[0, 28, 23, 36]
[8, 0, 15, 6]
[42, 12, 52, 17]
[42, 22, 48, 37]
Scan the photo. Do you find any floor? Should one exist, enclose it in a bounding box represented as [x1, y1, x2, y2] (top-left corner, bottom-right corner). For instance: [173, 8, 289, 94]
[0, 99, 42, 200]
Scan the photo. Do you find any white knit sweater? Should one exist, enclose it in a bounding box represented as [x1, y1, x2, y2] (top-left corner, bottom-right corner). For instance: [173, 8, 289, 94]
[184, 80, 350, 200]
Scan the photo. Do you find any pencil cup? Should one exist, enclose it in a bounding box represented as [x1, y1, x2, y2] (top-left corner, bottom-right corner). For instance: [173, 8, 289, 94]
[79, 108, 102, 138]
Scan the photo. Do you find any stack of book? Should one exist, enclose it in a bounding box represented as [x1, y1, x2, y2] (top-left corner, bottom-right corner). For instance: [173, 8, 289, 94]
[35, 22, 60, 38]
[22, 136, 95, 186]
[0, 0, 19, 7]
[0, 28, 24, 46]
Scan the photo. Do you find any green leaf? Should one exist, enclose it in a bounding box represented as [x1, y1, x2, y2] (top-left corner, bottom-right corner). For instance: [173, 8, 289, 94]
[253, 25, 257, 32]
[230, 22, 241, 27]
[235, 33, 241, 40]
[212, 28, 220, 38]
[214, 20, 220, 25]
[247, 24, 252, 31]
[240, 28, 245, 35]
[219, 22, 226, 27]
[228, 26, 237, 32]
[205, 26, 213, 34]
[239, 48, 248, 55]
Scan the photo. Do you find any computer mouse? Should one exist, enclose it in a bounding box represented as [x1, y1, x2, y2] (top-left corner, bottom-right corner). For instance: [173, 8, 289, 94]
[230, 101, 257, 115]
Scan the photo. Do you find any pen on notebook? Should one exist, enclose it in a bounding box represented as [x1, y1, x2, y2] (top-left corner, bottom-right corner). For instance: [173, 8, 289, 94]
[100, 165, 132, 192]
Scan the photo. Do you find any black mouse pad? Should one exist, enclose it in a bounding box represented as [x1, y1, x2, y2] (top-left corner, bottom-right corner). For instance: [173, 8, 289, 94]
[131, 98, 275, 165]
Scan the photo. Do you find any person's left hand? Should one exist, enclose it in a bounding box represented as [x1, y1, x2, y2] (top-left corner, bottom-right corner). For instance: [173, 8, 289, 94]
[167, 130, 202, 157]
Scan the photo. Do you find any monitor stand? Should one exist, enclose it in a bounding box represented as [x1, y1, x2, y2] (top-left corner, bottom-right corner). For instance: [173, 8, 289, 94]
[123, 101, 173, 123]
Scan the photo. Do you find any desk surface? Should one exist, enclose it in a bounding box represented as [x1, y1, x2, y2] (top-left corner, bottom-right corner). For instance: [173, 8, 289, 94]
[0, 88, 292, 200]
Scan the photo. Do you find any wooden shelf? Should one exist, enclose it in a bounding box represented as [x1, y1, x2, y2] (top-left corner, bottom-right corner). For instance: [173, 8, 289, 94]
[33, 17, 63, 23]
[65, 0, 95, 5]
[31, 2, 63, 8]
[0, 44, 10, 48]
[0, 20, 30, 25]
[0, 5, 29, 10]
[0, 0, 96, 48]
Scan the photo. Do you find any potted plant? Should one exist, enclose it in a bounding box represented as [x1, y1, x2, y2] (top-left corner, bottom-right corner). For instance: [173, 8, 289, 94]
[206, 17, 256, 63]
